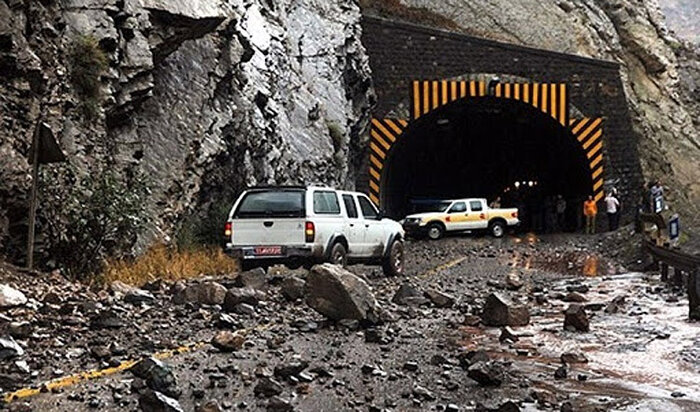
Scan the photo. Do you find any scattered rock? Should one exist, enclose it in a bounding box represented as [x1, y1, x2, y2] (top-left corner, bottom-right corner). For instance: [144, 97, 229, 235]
[564, 304, 590, 332]
[267, 395, 293, 411]
[280, 277, 306, 301]
[173, 282, 227, 305]
[505, 272, 523, 290]
[196, 400, 223, 412]
[124, 288, 156, 304]
[305, 263, 381, 323]
[424, 289, 455, 308]
[671, 391, 686, 398]
[8, 321, 32, 339]
[0, 284, 26, 308]
[90, 310, 124, 329]
[481, 293, 530, 326]
[412, 384, 436, 400]
[392, 283, 429, 306]
[563, 292, 587, 303]
[131, 357, 180, 398]
[254, 377, 284, 397]
[211, 331, 245, 352]
[235, 267, 268, 290]
[223, 288, 266, 311]
[274, 361, 309, 380]
[138, 389, 183, 412]
[554, 365, 568, 379]
[0, 336, 24, 360]
[605, 295, 626, 313]
[499, 326, 519, 342]
[560, 352, 588, 364]
[467, 361, 504, 386]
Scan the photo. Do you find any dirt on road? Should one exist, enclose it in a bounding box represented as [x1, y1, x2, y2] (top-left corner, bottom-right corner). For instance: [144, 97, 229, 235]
[1, 229, 699, 412]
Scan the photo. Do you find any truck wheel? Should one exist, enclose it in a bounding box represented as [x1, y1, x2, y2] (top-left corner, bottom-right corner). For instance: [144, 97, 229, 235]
[329, 242, 348, 266]
[427, 222, 444, 240]
[382, 239, 404, 277]
[490, 221, 506, 238]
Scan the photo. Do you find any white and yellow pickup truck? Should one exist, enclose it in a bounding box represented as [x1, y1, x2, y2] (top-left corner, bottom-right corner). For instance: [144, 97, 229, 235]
[402, 198, 519, 239]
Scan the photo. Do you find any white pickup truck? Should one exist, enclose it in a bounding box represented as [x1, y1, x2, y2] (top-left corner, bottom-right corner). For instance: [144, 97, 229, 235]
[402, 198, 519, 239]
[225, 186, 405, 276]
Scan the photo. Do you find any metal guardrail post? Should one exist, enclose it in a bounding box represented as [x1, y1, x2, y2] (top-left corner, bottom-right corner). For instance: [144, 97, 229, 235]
[660, 262, 669, 282]
[689, 268, 700, 321]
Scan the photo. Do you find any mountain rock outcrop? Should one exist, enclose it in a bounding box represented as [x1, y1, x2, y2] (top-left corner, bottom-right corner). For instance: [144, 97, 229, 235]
[0, 0, 373, 264]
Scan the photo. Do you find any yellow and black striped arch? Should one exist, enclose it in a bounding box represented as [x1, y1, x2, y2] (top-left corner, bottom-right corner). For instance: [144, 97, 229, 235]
[570, 117, 605, 202]
[368, 118, 408, 205]
[411, 80, 569, 126]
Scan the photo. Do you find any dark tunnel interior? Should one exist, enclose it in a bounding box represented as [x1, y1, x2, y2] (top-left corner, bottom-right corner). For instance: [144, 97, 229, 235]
[382, 97, 593, 232]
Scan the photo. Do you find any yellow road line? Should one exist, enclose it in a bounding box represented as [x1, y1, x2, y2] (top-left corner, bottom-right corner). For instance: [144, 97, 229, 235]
[418, 257, 467, 278]
[3, 325, 269, 404]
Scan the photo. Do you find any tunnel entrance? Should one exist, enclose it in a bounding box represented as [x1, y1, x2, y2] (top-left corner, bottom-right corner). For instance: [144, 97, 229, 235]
[382, 96, 592, 232]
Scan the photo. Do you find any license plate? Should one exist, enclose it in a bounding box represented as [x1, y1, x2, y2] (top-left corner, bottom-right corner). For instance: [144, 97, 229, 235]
[253, 246, 282, 256]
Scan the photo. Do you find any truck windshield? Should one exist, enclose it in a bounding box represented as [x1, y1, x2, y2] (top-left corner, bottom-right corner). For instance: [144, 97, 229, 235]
[234, 190, 305, 218]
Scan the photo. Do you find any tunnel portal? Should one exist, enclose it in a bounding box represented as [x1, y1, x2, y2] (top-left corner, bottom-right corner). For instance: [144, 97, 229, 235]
[378, 96, 593, 231]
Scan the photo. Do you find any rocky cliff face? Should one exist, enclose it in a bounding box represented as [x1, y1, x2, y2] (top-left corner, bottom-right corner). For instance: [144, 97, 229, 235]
[0, 0, 372, 263]
[399, 0, 700, 228]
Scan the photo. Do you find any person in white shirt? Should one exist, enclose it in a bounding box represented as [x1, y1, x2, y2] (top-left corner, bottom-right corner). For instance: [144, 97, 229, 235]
[605, 191, 621, 231]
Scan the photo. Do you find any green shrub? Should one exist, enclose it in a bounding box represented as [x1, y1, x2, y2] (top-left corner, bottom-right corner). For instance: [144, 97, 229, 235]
[39, 167, 149, 279]
[176, 201, 232, 251]
[69, 35, 107, 122]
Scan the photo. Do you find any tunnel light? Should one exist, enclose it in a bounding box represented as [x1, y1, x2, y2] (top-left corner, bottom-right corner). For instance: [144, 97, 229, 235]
[437, 119, 449, 125]
[528, 181, 534, 187]
[514, 182, 520, 188]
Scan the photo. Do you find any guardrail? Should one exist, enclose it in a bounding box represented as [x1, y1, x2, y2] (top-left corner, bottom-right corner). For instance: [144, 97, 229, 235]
[643, 239, 700, 320]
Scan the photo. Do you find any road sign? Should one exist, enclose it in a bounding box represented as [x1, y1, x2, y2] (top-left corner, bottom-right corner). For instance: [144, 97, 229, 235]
[669, 214, 680, 244]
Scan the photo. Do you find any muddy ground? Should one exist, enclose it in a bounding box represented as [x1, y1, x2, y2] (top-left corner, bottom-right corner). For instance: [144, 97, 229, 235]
[1, 227, 699, 411]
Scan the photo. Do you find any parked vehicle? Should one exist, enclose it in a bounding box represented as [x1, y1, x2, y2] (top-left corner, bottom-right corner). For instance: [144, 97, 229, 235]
[225, 186, 405, 276]
[402, 198, 519, 239]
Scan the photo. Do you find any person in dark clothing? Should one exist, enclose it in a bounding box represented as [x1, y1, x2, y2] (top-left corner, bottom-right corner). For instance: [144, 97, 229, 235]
[555, 195, 567, 231]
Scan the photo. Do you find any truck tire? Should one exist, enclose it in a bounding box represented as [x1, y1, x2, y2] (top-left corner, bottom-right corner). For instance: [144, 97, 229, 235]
[382, 238, 404, 277]
[490, 220, 506, 238]
[329, 242, 348, 266]
[427, 222, 445, 240]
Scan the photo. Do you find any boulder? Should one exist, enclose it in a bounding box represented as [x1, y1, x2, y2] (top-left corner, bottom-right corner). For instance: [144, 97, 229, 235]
[254, 376, 283, 397]
[173, 282, 227, 305]
[564, 304, 589, 332]
[424, 289, 455, 308]
[391, 283, 429, 306]
[131, 357, 180, 398]
[223, 288, 265, 311]
[481, 293, 530, 326]
[0, 284, 26, 308]
[8, 321, 32, 339]
[305, 264, 381, 323]
[234, 267, 268, 290]
[280, 276, 306, 301]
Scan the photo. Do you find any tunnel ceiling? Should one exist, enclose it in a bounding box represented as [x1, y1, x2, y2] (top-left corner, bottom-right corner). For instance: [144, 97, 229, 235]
[382, 96, 592, 218]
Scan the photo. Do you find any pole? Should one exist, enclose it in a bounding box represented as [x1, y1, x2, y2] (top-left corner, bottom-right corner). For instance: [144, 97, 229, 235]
[26, 121, 41, 270]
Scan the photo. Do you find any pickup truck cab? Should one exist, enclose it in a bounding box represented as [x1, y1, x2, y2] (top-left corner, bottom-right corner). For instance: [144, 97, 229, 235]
[225, 186, 405, 276]
[402, 198, 519, 239]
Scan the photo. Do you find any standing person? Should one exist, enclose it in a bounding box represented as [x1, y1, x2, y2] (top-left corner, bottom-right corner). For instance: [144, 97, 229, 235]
[650, 179, 664, 213]
[490, 196, 501, 208]
[555, 195, 567, 231]
[605, 191, 621, 231]
[583, 195, 598, 234]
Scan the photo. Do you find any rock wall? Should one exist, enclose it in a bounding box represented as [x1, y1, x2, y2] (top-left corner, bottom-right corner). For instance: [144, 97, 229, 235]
[0, 0, 373, 262]
[397, 0, 700, 229]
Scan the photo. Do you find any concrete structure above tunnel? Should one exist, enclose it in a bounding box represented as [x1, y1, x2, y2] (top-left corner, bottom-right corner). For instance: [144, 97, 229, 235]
[360, 16, 643, 222]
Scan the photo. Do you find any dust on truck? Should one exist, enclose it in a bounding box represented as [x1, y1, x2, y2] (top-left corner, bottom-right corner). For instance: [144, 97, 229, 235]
[402, 198, 519, 239]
